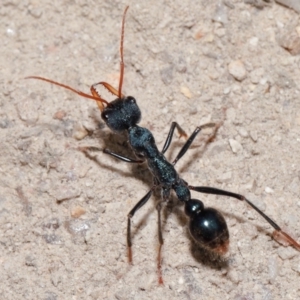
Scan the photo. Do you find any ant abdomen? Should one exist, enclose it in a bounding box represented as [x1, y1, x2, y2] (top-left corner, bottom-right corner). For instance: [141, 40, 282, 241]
[185, 199, 229, 254]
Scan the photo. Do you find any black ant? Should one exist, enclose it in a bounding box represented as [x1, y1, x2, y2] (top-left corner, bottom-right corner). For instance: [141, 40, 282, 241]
[27, 6, 300, 284]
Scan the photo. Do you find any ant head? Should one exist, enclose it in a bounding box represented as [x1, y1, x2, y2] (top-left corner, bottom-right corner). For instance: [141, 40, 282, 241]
[101, 96, 141, 132]
[185, 200, 229, 255]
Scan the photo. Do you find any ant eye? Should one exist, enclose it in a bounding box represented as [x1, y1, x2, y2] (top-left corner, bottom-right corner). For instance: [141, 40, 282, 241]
[127, 96, 136, 103]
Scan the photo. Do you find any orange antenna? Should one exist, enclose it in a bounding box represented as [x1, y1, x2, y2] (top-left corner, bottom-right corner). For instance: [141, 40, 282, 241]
[26, 76, 109, 111]
[118, 6, 129, 98]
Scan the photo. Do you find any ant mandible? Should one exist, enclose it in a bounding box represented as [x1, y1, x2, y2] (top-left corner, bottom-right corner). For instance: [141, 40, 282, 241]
[27, 6, 300, 284]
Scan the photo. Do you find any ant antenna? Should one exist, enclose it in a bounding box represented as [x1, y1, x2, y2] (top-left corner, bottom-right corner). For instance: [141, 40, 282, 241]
[25, 76, 109, 109]
[118, 6, 129, 98]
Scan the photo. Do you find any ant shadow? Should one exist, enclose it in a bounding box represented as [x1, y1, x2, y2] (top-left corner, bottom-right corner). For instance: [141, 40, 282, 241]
[80, 120, 153, 184]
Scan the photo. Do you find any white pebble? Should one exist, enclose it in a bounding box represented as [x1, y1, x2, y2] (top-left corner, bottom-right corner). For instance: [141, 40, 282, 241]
[178, 276, 184, 284]
[250, 130, 258, 142]
[238, 127, 248, 138]
[265, 186, 274, 194]
[180, 86, 192, 98]
[249, 36, 259, 46]
[73, 123, 88, 140]
[212, 2, 228, 24]
[229, 139, 243, 153]
[223, 86, 231, 94]
[228, 60, 247, 81]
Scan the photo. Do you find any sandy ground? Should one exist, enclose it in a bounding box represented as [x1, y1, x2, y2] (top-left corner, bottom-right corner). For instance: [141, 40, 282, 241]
[1, 0, 300, 299]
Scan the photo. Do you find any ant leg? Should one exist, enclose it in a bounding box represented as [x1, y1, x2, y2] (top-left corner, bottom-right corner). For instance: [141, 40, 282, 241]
[127, 190, 153, 263]
[79, 146, 143, 163]
[161, 122, 188, 154]
[189, 185, 300, 251]
[156, 199, 164, 285]
[103, 149, 144, 163]
[156, 187, 170, 284]
[172, 123, 216, 165]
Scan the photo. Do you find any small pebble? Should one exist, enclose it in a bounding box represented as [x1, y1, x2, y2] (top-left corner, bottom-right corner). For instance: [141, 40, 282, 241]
[249, 36, 259, 47]
[6, 27, 16, 37]
[238, 127, 248, 138]
[71, 206, 86, 218]
[265, 186, 274, 194]
[73, 123, 88, 140]
[65, 219, 91, 236]
[43, 234, 63, 245]
[180, 86, 192, 99]
[53, 110, 67, 120]
[223, 86, 231, 94]
[29, 7, 43, 18]
[228, 60, 247, 81]
[229, 139, 243, 153]
[212, 2, 228, 24]
[25, 255, 36, 267]
[203, 32, 214, 42]
[250, 130, 258, 142]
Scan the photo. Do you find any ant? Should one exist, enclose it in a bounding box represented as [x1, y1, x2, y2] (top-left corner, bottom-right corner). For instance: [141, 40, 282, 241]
[27, 6, 300, 284]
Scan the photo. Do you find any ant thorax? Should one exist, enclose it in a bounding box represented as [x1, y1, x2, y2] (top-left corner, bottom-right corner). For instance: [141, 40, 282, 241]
[128, 125, 179, 186]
